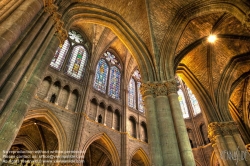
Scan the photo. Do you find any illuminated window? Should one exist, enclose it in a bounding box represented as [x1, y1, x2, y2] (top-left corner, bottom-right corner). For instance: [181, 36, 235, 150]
[93, 51, 121, 100]
[66, 46, 88, 79]
[187, 87, 201, 115]
[128, 78, 136, 108]
[93, 59, 109, 93]
[177, 89, 189, 118]
[50, 40, 70, 70]
[176, 76, 202, 118]
[128, 70, 144, 112]
[108, 66, 121, 99]
[50, 30, 89, 80]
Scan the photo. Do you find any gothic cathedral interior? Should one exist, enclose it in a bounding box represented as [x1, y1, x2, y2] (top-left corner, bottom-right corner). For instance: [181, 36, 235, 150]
[0, 0, 250, 166]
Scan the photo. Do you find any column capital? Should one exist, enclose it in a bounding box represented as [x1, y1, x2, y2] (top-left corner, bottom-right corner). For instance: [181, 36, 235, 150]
[208, 121, 238, 143]
[166, 79, 178, 95]
[140, 82, 156, 97]
[140, 80, 179, 97]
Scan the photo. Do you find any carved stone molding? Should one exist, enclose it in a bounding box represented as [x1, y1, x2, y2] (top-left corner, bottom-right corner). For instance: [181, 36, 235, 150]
[208, 121, 239, 144]
[166, 79, 178, 95]
[140, 82, 156, 97]
[43, 0, 68, 47]
[154, 83, 168, 96]
[244, 11, 250, 29]
[140, 81, 177, 97]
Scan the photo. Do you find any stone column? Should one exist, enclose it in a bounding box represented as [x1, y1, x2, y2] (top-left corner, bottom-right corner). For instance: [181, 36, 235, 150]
[140, 83, 163, 166]
[0, 33, 59, 164]
[167, 80, 195, 166]
[111, 110, 114, 129]
[103, 107, 107, 126]
[65, 92, 72, 109]
[44, 81, 53, 101]
[154, 82, 182, 166]
[95, 104, 100, 122]
[54, 87, 63, 105]
[208, 122, 250, 166]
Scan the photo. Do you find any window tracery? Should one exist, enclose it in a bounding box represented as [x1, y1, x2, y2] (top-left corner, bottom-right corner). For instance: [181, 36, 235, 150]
[50, 30, 89, 80]
[93, 51, 121, 100]
[128, 69, 144, 112]
[177, 76, 202, 118]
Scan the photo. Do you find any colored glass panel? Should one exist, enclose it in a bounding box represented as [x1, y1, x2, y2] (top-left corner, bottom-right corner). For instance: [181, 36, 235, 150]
[187, 88, 201, 115]
[108, 66, 121, 99]
[128, 78, 136, 109]
[93, 59, 109, 93]
[66, 46, 88, 79]
[137, 82, 144, 112]
[133, 69, 141, 80]
[104, 51, 118, 65]
[50, 39, 70, 70]
[69, 30, 84, 43]
[177, 89, 189, 118]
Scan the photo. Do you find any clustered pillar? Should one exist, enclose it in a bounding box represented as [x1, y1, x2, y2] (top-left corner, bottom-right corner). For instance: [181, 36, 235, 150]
[208, 121, 250, 166]
[140, 80, 195, 166]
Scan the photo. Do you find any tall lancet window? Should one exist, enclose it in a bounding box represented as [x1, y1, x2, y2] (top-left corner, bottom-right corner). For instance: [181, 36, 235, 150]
[128, 78, 136, 108]
[176, 76, 202, 118]
[93, 59, 109, 93]
[187, 87, 201, 115]
[50, 30, 89, 80]
[128, 69, 144, 112]
[177, 89, 189, 118]
[50, 40, 70, 70]
[93, 51, 121, 100]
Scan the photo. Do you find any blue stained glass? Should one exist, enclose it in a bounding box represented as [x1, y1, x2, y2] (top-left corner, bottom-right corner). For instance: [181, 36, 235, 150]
[108, 66, 121, 99]
[128, 78, 136, 108]
[177, 89, 189, 118]
[94, 59, 109, 93]
[67, 46, 88, 79]
[187, 88, 201, 115]
[137, 82, 144, 112]
[50, 39, 70, 70]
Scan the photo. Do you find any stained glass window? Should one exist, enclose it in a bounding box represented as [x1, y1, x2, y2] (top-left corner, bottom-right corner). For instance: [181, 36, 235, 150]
[133, 70, 141, 79]
[128, 78, 136, 108]
[66, 46, 88, 79]
[104, 51, 118, 65]
[108, 66, 121, 99]
[50, 30, 90, 81]
[187, 87, 201, 115]
[93, 59, 109, 93]
[50, 39, 70, 70]
[69, 30, 84, 43]
[177, 89, 189, 118]
[128, 70, 144, 112]
[137, 82, 144, 112]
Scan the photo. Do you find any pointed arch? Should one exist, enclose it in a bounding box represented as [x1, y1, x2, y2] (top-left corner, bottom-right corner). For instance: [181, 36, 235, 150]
[25, 108, 67, 152]
[82, 133, 120, 166]
[63, 4, 156, 82]
[130, 148, 150, 166]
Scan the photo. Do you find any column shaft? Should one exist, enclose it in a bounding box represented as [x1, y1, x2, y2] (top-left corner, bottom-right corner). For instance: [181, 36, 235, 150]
[168, 91, 195, 166]
[143, 94, 163, 166]
[0, 32, 59, 163]
[155, 95, 182, 165]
